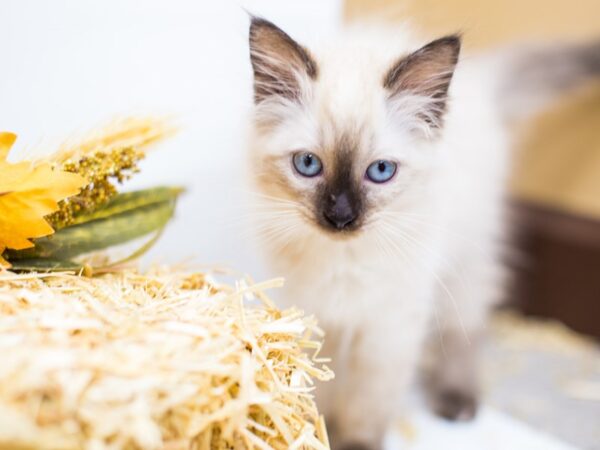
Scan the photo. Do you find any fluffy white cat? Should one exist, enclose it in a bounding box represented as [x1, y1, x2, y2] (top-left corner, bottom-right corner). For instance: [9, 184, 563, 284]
[246, 17, 599, 449]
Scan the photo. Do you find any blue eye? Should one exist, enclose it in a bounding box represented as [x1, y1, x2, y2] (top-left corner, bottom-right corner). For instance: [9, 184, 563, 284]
[366, 160, 397, 183]
[293, 152, 322, 177]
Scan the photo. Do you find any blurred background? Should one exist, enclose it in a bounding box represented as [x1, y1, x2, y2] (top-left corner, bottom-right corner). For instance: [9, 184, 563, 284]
[1, 0, 599, 448]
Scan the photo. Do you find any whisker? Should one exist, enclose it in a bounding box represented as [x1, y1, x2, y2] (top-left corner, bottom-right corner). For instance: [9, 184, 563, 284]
[376, 225, 447, 349]
[377, 212, 483, 250]
[380, 217, 472, 300]
[379, 222, 470, 344]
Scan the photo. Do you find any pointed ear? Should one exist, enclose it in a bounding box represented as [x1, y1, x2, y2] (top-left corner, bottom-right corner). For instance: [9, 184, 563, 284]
[249, 17, 318, 104]
[383, 35, 461, 128]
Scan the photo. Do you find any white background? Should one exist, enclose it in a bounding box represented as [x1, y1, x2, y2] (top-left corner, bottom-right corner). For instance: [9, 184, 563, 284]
[0, 0, 342, 278]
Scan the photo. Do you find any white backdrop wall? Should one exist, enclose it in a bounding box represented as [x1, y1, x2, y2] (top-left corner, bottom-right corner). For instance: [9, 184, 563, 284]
[0, 0, 342, 278]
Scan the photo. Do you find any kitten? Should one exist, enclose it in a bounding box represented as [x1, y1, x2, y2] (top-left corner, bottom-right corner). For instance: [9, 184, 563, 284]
[246, 17, 600, 450]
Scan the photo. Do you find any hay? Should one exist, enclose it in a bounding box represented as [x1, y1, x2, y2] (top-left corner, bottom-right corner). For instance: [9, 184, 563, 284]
[0, 268, 333, 450]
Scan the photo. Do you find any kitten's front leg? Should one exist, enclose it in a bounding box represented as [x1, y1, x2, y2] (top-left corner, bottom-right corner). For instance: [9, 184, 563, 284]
[328, 317, 428, 450]
[421, 324, 480, 421]
[421, 251, 504, 421]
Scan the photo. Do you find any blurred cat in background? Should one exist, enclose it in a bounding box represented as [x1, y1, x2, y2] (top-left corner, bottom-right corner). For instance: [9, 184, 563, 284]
[246, 16, 600, 450]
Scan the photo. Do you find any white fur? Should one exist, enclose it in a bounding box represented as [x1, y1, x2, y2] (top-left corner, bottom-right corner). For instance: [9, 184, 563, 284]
[248, 25, 509, 448]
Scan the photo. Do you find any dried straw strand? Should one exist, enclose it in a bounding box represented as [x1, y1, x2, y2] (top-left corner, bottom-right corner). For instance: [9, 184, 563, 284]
[0, 267, 333, 450]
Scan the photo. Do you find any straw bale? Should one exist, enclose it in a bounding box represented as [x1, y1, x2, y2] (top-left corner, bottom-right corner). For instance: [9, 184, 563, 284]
[0, 268, 333, 450]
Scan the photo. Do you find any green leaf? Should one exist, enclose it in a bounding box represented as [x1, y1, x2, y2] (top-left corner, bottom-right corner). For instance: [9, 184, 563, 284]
[95, 226, 166, 272]
[69, 186, 184, 226]
[8, 228, 166, 274]
[8, 258, 83, 272]
[8, 197, 177, 261]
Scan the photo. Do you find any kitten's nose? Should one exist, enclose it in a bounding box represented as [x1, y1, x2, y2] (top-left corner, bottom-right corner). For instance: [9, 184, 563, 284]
[324, 192, 358, 230]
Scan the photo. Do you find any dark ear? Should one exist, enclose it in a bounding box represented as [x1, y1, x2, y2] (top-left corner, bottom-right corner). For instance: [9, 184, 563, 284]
[249, 17, 318, 103]
[383, 35, 461, 127]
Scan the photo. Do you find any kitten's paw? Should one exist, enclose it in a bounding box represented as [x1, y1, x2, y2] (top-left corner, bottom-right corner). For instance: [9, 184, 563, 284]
[335, 442, 372, 450]
[328, 424, 378, 450]
[432, 388, 478, 421]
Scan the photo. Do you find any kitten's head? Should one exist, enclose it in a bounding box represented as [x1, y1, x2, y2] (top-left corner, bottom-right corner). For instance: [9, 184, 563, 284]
[248, 18, 460, 241]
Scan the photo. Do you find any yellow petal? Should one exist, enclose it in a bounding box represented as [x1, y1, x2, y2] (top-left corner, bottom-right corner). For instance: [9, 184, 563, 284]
[0, 132, 17, 160]
[0, 132, 87, 260]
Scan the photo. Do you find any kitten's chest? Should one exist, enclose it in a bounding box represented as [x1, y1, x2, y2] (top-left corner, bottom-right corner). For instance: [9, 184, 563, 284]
[276, 244, 426, 325]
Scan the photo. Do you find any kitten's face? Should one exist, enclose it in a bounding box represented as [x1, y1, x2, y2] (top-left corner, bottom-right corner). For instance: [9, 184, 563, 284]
[248, 18, 460, 240]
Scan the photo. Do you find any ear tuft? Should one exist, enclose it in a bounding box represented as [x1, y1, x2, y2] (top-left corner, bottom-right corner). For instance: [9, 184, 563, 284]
[383, 35, 462, 128]
[249, 17, 318, 104]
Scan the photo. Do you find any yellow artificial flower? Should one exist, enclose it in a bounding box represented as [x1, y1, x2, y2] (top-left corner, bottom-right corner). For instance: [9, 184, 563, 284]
[0, 132, 87, 267]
